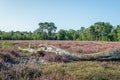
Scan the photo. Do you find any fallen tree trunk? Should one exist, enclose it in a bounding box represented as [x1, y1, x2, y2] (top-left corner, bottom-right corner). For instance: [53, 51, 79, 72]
[18, 44, 120, 61]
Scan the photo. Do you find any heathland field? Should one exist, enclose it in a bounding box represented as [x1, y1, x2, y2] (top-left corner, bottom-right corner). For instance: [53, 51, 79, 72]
[0, 40, 120, 80]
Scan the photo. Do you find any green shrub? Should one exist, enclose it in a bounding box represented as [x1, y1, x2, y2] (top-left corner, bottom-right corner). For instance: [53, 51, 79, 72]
[1, 41, 14, 51]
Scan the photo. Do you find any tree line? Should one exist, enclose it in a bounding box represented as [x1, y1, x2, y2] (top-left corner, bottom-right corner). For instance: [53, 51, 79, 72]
[0, 22, 120, 41]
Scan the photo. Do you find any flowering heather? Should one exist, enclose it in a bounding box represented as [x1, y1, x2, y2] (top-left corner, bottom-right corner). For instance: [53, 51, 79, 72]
[43, 52, 68, 62]
[0, 58, 3, 63]
[0, 41, 120, 80]
[2, 40, 120, 54]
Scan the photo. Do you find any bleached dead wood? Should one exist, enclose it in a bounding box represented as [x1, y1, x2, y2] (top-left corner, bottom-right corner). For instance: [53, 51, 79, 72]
[18, 44, 120, 61]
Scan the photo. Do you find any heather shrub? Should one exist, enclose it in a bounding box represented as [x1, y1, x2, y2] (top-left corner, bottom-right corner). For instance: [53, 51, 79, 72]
[44, 53, 69, 62]
[39, 63, 76, 80]
[28, 43, 37, 49]
[0, 53, 15, 62]
[1, 41, 14, 51]
[20, 66, 42, 78]
[31, 51, 45, 57]
[19, 42, 29, 48]
[38, 71, 75, 80]
[10, 50, 21, 57]
[0, 64, 42, 80]
[0, 58, 4, 70]
[0, 41, 120, 80]
[0, 58, 3, 63]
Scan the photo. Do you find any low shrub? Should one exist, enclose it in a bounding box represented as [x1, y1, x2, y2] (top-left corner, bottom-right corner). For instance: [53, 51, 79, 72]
[0, 53, 15, 62]
[44, 53, 69, 62]
[10, 50, 21, 57]
[0, 58, 4, 69]
[1, 41, 14, 51]
[0, 65, 42, 80]
[31, 51, 45, 57]
[0, 58, 3, 63]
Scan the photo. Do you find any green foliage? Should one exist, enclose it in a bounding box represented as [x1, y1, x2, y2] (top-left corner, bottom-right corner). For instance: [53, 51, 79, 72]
[28, 43, 35, 49]
[1, 41, 14, 50]
[34, 22, 57, 40]
[117, 25, 120, 41]
[57, 29, 66, 40]
[0, 21, 120, 41]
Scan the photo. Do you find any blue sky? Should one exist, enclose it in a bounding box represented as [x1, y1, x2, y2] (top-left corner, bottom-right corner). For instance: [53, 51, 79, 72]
[0, 0, 120, 31]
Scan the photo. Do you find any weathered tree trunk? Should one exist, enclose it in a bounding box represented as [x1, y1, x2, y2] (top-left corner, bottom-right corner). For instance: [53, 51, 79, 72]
[19, 44, 120, 61]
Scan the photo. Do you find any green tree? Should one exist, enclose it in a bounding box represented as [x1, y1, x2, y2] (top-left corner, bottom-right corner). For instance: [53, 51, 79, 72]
[79, 27, 86, 40]
[35, 22, 57, 39]
[65, 29, 76, 40]
[57, 29, 66, 40]
[93, 22, 113, 41]
[116, 25, 120, 41]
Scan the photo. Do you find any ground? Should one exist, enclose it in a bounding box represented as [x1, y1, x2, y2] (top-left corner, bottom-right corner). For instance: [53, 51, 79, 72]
[0, 40, 120, 80]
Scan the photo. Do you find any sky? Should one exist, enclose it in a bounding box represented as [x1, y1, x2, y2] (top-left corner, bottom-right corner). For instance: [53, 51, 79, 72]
[0, 0, 120, 32]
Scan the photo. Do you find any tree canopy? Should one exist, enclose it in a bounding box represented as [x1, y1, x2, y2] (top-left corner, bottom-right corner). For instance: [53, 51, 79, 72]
[0, 22, 120, 41]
